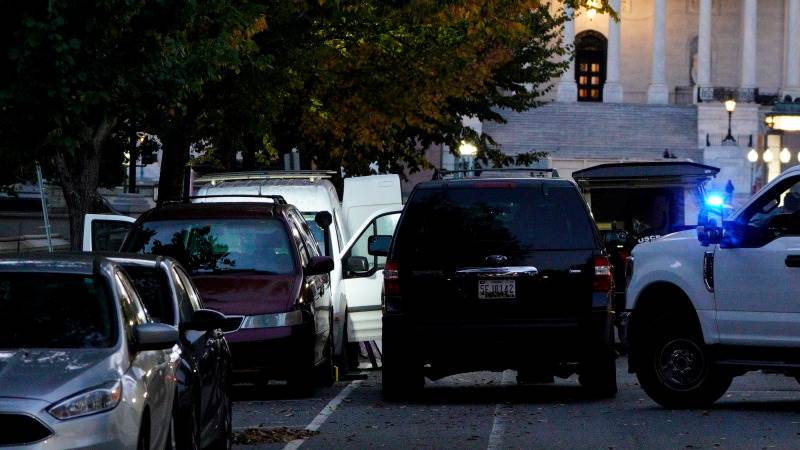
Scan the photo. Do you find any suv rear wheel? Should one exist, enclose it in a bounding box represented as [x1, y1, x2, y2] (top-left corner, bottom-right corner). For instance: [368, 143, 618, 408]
[637, 325, 731, 408]
[381, 325, 423, 400]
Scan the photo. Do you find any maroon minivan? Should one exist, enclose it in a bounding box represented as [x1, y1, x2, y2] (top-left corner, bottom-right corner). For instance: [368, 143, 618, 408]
[121, 201, 335, 393]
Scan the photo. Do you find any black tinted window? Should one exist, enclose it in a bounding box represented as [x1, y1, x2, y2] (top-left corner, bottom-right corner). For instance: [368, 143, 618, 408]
[92, 220, 133, 252]
[0, 273, 115, 349]
[124, 219, 296, 275]
[122, 266, 175, 325]
[395, 184, 596, 264]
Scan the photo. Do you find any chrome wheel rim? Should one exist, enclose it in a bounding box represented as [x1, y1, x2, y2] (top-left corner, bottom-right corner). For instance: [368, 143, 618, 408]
[654, 337, 708, 391]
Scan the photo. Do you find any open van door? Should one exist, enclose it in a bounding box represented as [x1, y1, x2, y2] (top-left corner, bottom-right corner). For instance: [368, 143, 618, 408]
[82, 214, 136, 252]
[341, 175, 402, 239]
[339, 207, 402, 353]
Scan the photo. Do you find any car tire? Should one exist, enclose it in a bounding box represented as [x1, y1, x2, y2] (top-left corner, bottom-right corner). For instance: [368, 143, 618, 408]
[208, 392, 233, 450]
[636, 326, 732, 409]
[578, 347, 618, 398]
[341, 310, 361, 373]
[137, 414, 150, 450]
[176, 403, 199, 450]
[317, 317, 337, 387]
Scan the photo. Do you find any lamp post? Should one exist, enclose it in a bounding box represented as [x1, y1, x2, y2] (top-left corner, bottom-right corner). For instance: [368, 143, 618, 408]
[458, 141, 478, 175]
[722, 99, 737, 145]
[747, 148, 758, 194]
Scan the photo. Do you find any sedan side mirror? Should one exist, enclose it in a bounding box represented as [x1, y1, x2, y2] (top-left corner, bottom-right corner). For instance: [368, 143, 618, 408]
[182, 308, 237, 333]
[305, 256, 334, 276]
[368, 235, 392, 257]
[134, 323, 178, 351]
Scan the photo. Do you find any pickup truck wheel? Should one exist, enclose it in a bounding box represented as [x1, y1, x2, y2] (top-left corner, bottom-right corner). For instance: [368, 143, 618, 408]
[578, 348, 618, 398]
[637, 330, 731, 408]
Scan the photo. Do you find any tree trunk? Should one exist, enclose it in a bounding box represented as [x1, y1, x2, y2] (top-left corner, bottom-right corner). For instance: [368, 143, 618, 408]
[128, 130, 138, 193]
[242, 134, 257, 171]
[54, 117, 115, 250]
[158, 132, 190, 204]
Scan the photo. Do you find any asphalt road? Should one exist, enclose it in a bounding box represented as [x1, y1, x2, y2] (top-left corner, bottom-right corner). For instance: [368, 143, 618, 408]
[232, 357, 800, 449]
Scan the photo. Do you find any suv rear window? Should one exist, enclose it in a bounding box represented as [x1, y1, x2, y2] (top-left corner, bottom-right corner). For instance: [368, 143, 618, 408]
[394, 184, 597, 263]
[124, 219, 296, 275]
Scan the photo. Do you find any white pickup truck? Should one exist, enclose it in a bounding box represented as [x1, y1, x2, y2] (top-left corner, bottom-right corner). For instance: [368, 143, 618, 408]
[625, 165, 800, 408]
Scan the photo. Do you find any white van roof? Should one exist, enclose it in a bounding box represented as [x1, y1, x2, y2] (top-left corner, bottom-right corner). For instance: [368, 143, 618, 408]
[193, 178, 339, 214]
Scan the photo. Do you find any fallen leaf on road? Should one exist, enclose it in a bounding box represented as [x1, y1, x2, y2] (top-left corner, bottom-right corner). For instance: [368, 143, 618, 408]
[233, 427, 318, 445]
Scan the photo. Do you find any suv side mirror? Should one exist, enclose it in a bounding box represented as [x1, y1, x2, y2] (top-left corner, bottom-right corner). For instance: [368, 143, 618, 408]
[305, 256, 334, 276]
[134, 323, 178, 351]
[697, 218, 723, 246]
[315, 211, 333, 230]
[346, 256, 370, 273]
[182, 308, 237, 332]
[368, 235, 392, 257]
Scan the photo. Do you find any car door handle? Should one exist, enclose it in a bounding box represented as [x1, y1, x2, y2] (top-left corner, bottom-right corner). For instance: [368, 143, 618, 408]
[786, 255, 800, 267]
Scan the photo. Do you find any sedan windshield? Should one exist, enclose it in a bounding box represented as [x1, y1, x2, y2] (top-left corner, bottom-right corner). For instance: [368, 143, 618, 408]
[0, 273, 115, 349]
[124, 219, 296, 275]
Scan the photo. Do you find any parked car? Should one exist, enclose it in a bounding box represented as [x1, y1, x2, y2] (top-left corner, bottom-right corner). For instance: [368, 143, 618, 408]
[106, 253, 235, 449]
[191, 171, 403, 369]
[118, 200, 335, 394]
[0, 254, 179, 449]
[625, 164, 800, 408]
[379, 172, 617, 398]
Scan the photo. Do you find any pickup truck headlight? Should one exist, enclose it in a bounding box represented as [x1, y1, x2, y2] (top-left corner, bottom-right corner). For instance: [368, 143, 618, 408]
[48, 380, 122, 420]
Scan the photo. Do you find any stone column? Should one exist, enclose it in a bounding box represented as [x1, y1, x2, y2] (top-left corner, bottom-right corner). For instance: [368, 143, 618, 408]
[696, 0, 712, 101]
[647, 0, 669, 104]
[784, 0, 800, 98]
[557, 5, 578, 102]
[740, 0, 758, 101]
[603, 0, 623, 103]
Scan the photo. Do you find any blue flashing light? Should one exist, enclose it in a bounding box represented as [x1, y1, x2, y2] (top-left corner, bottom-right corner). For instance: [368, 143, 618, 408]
[706, 195, 724, 207]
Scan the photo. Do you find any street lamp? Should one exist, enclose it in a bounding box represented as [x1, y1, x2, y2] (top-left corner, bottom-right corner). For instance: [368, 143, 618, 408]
[722, 99, 737, 145]
[763, 148, 774, 163]
[458, 141, 478, 174]
[747, 148, 759, 163]
[780, 147, 792, 164]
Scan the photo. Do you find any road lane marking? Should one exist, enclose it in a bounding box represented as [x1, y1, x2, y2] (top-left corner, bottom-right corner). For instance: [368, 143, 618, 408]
[283, 380, 362, 450]
[487, 370, 516, 450]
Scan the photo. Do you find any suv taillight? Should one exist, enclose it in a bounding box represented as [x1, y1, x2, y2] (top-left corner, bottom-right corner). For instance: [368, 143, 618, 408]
[384, 261, 401, 296]
[593, 255, 614, 293]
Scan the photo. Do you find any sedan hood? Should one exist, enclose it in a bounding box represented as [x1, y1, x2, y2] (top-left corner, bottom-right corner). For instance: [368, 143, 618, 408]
[0, 348, 121, 403]
[191, 274, 300, 316]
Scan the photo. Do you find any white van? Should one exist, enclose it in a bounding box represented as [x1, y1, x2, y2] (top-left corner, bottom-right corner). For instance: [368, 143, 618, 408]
[190, 171, 402, 367]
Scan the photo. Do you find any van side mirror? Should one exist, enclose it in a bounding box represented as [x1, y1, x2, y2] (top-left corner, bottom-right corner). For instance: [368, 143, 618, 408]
[305, 256, 334, 276]
[315, 211, 333, 230]
[346, 256, 370, 273]
[368, 235, 392, 257]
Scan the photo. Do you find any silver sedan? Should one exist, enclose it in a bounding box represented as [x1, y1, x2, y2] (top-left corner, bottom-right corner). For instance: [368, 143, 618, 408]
[0, 254, 180, 449]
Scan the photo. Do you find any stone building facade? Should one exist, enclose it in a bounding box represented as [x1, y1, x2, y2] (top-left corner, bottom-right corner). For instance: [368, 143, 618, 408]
[425, 0, 800, 206]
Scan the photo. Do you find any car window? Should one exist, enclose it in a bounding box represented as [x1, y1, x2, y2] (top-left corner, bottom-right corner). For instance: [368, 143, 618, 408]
[302, 212, 328, 256]
[122, 265, 175, 326]
[170, 267, 195, 322]
[92, 220, 133, 252]
[395, 184, 597, 266]
[124, 218, 296, 275]
[745, 177, 800, 230]
[0, 273, 116, 349]
[345, 212, 400, 275]
[115, 271, 149, 344]
[174, 265, 203, 311]
[292, 211, 321, 258]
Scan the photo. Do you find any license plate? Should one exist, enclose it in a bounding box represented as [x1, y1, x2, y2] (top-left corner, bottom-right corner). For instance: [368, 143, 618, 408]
[478, 280, 516, 299]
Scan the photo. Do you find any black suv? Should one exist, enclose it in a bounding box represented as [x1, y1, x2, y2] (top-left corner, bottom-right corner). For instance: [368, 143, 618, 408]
[378, 176, 617, 397]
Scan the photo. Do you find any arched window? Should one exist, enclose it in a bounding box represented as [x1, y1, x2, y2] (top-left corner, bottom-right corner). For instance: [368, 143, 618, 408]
[575, 30, 608, 102]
